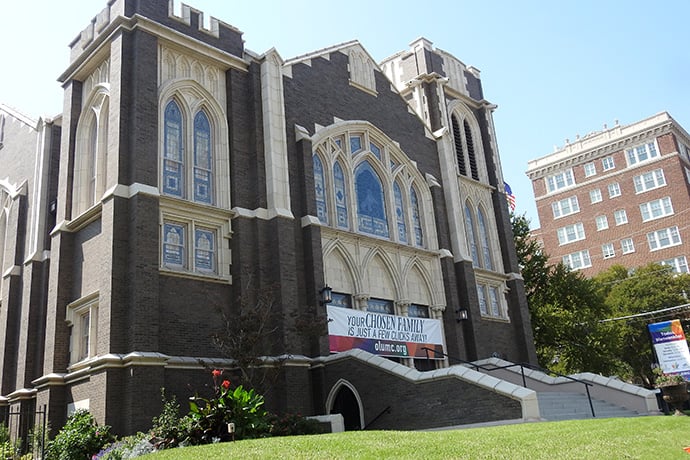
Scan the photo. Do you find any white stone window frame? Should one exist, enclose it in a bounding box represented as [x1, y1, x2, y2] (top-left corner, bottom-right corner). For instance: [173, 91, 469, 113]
[661, 256, 689, 274]
[159, 198, 232, 282]
[475, 274, 510, 321]
[614, 209, 628, 226]
[552, 196, 579, 219]
[626, 140, 659, 166]
[621, 238, 635, 254]
[72, 84, 110, 218]
[595, 215, 609, 231]
[562, 250, 592, 270]
[647, 226, 682, 251]
[607, 182, 621, 198]
[601, 156, 615, 171]
[447, 101, 489, 184]
[583, 162, 596, 177]
[633, 168, 666, 194]
[545, 169, 575, 194]
[312, 123, 437, 251]
[158, 81, 231, 209]
[589, 188, 602, 203]
[602, 243, 615, 259]
[557, 222, 585, 245]
[66, 292, 99, 365]
[640, 196, 674, 222]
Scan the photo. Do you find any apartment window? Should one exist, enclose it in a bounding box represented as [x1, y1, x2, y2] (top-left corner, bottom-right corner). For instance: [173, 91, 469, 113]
[563, 250, 592, 270]
[590, 189, 602, 203]
[647, 226, 681, 251]
[557, 222, 585, 245]
[633, 169, 666, 193]
[66, 293, 99, 364]
[626, 141, 659, 166]
[640, 197, 673, 222]
[552, 196, 580, 219]
[602, 243, 615, 259]
[661, 256, 689, 274]
[595, 215, 608, 231]
[621, 238, 635, 254]
[602, 156, 615, 171]
[607, 182, 621, 198]
[546, 169, 574, 193]
[686, 167, 690, 184]
[584, 162, 596, 177]
[614, 209, 628, 226]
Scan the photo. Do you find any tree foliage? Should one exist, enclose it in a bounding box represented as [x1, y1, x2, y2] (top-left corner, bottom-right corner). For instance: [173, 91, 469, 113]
[512, 214, 618, 375]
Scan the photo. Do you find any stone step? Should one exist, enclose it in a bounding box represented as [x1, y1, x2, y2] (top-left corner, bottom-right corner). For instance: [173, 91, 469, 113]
[537, 392, 641, 421]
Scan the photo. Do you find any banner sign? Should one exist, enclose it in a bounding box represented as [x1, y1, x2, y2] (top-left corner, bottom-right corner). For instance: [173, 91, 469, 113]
[327, 305, 444, 359]
[648, 319, 690, 380]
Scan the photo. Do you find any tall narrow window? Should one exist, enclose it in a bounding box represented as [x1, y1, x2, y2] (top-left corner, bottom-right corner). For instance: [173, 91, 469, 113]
[477, 208, 493, 270]
[163, 100, 184, 197]
[394, 181, 407, 243]
[451, 115, 467, 176]
[313, 155, 328, 224]
[87, 119, 98, 205]
[194, 228, 216, 273]
[162, 222, 186, 269]
[410, 187, 423, 247]
[355, 161, 389, 238]
[464, 119, 479, 180]
[333, 161, 348, 229]
[464, 204, 479, 266]
[193, 111, 212, 204]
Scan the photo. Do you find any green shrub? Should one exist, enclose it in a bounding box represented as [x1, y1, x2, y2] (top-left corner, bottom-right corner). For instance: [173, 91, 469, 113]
[150, 389, 191, 449]
[46, 410, 114, 460]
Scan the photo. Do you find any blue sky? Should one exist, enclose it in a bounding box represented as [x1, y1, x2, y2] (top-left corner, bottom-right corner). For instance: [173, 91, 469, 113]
[2, 1, 688, 227]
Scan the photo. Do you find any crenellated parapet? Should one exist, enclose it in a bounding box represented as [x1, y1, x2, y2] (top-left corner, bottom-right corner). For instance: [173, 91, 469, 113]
[68, 0, 245, 65]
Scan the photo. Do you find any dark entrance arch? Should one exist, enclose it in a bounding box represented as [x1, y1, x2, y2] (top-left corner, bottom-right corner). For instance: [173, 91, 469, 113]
[331, 385, 362, 430]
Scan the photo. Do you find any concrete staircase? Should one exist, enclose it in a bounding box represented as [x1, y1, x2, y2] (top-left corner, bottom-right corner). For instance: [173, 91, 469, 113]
[537, 391, 643, 421]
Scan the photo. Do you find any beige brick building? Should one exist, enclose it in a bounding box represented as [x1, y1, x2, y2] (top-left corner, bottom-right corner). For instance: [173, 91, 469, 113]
[526, 112, 690, 277]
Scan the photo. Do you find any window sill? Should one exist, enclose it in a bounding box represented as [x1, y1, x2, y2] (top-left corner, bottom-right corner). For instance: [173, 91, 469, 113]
[159, 267, 231, 284]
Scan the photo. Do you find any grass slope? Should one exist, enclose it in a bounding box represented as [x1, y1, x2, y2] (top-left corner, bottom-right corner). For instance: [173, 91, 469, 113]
[143, 416, 690, 459]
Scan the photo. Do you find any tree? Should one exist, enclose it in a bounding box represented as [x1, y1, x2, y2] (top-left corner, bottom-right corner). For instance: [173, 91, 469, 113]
[512, 214, 618, 375]
[593, 263, 690, 387]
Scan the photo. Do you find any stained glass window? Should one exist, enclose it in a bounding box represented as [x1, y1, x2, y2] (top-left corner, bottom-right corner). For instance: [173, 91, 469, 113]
[408, 304, 429, 318]
[368, 298, 394, 314]
[411, 187, 423, 247]
[465, 204, 479, 266]
[329, 292, 352, 309]
[313, 155, 328, 224]
[350, 135, 362, 154]
[334, 161, 348, 228]
[370, 142, 381, 160]
[477, 208, 492, 270]
[193, 111, 212, 204]
[163, 101, 184, 197]
[394, 181, 407, 243]
[194, 228, 215, 273]
[355, 161, 389, 238]
[163, 222, 186, 268]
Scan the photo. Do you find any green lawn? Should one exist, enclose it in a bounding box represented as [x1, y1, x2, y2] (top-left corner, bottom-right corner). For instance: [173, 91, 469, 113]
[143, 416, 690, 459]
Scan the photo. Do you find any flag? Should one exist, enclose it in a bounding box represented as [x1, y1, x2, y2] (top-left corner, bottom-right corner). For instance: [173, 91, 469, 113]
[504, 181, 516, 212]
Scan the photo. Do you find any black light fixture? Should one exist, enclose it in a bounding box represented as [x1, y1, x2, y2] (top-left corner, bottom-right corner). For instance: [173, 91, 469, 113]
[456, 308, 469, 321]
[320, 285, 333, 305]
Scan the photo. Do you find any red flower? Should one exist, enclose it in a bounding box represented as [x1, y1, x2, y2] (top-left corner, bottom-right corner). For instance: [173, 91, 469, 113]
[212, 369, 222, 378]
[221, 380, 231, 389]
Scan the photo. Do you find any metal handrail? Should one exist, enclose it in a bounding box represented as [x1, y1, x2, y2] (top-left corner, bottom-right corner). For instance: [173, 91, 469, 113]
[422, 347, 596, 418]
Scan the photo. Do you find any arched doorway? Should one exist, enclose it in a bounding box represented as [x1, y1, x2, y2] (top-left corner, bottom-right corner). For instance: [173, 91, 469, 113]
[327, 379, 364, 430]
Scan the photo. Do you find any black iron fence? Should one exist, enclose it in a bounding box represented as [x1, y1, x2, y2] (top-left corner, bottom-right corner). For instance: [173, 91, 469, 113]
[2, 404, 47, 460]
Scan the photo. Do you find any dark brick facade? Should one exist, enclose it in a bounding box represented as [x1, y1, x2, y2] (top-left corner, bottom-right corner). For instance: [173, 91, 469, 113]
[0, 0, 536, 437]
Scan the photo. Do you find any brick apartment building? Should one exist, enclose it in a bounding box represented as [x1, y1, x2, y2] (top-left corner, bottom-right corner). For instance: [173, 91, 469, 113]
[526, 112, 690, 277]
[0, 0, 536, 435]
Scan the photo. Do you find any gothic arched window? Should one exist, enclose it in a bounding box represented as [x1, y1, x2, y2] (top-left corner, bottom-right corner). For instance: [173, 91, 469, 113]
[394, 181, 407, 243]
[193, 110, 213, 204]
[464, 203, 479, 266]
[411, 186, 423, 247]
[355, 161, 389, 238]
[313, 155, 328, 224]
[333, 161, 348, 229]
[163, 100, 184, 198]
[477, 207, 493, 270]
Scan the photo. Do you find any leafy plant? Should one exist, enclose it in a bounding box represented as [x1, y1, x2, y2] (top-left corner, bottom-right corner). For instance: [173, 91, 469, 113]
[46, 410, 114, 460]
[150, 389, 190, 449]
[653, 367, 687, 388]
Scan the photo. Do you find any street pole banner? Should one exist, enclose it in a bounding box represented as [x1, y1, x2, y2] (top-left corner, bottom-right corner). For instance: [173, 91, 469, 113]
[648, 319, 690, 380]
[327, 305, 445, 359]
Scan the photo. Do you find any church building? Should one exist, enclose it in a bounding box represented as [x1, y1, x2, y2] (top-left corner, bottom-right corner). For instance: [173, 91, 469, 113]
[0, 0, 536, 434]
